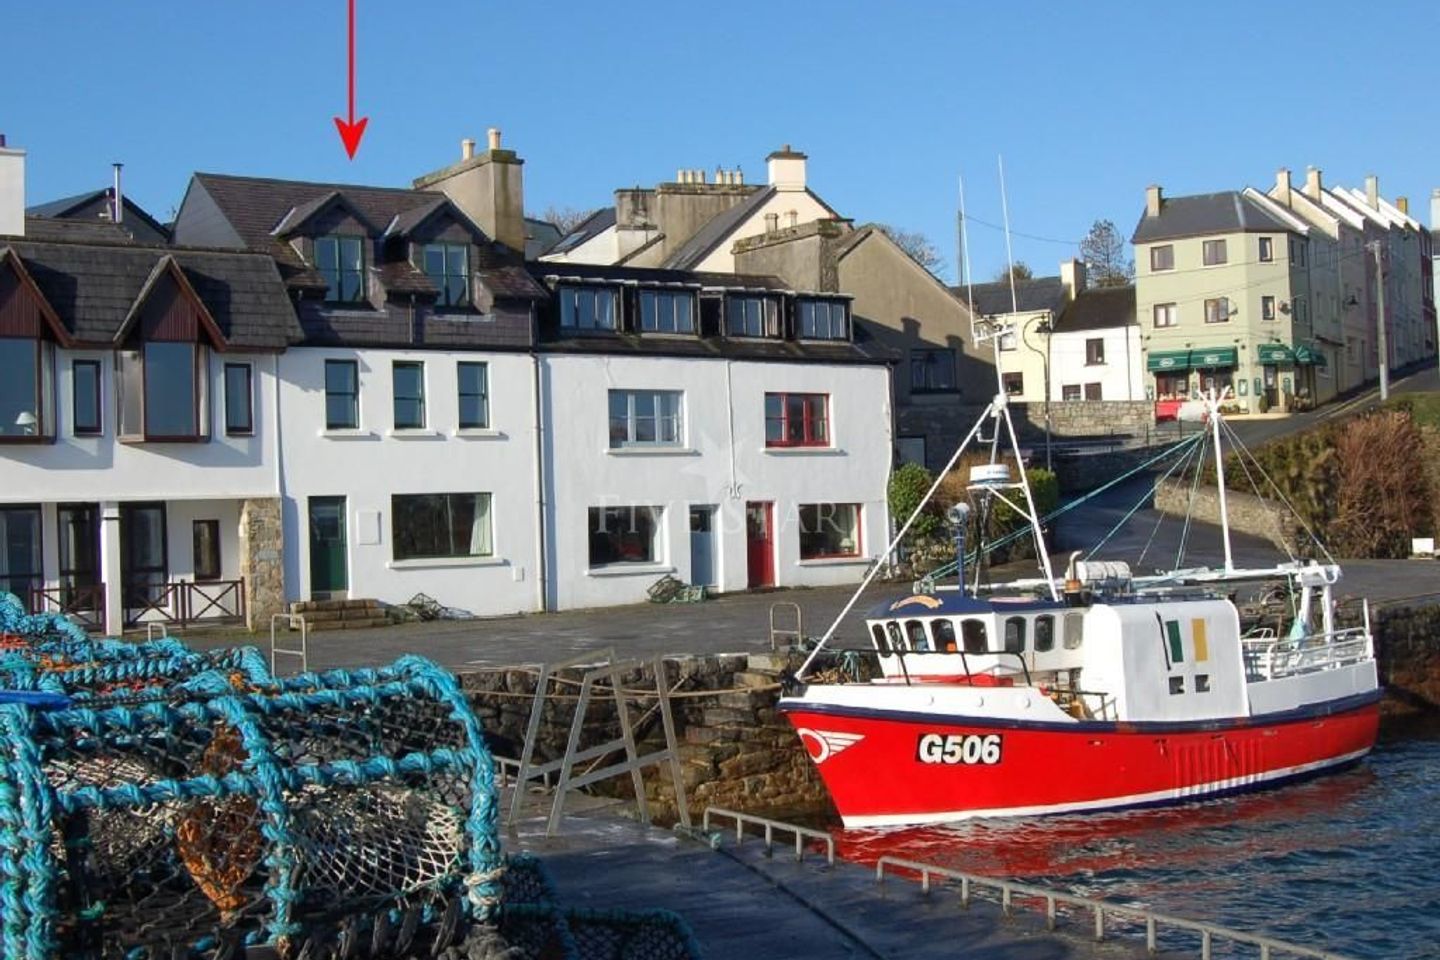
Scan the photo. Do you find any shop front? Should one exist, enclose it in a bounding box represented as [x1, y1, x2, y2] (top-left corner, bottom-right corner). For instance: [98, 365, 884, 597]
[1191, 347, 1238, 398]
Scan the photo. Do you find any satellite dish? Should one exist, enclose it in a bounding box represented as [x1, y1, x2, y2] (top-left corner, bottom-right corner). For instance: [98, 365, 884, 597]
[946, 503, 971, 526]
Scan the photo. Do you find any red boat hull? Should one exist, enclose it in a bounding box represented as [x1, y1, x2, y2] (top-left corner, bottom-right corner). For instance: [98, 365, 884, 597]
[780, 692, 1380, 827]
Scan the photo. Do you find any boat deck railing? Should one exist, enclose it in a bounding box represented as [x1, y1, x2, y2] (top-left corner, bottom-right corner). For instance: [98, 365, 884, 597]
[872, 854, 1356, 960]
[1241, 627, 1373, 682]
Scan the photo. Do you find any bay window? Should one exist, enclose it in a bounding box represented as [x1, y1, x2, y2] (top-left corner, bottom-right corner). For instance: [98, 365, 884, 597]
[799, 503, 860, 559]
[0, 337, 54, 441]
[116, 341, 210, 441]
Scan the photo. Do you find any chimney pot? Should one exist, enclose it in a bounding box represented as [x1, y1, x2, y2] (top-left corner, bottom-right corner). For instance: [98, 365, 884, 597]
[487, 127, 502, 151]
[112, 162, 124, 226]
[697, 169, 706, 184]
[0, 140, 25, 237]
[1304, 166, 1323, 202]
[735, 166, 743, 185]
[1275, 167, 1292, 205]
[1397, 196, 1409, 215]
[764, 212, 779, 234]
[461, 138, 476, 160]
[1365, 174, 1379, 210]
[1145, 184, 1163, 218]
[787, 210, 798, 228]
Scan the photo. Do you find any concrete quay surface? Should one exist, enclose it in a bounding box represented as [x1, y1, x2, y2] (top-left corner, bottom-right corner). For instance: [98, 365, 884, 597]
[514, 811, 1177, 960]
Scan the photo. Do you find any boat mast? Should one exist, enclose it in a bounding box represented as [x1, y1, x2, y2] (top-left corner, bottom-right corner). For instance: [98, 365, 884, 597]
[1207, 389, 1235, 573]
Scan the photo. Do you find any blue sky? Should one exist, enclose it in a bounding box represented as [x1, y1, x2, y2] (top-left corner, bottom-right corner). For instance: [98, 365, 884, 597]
[7, 1, 1437, 282]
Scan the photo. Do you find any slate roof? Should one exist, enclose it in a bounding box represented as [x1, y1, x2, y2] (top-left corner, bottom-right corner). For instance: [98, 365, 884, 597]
[662, 186, 776, 270]
[524, 217, 563, 259]
[21, 217, 137, 244]
[182, 173, 542, 303]
[4, 237, 301, 349]
[1131, 191, 1297, 244]
[1052, 285, 1136, 333]
[954, 276, 1067, 317]
[545, 207, 617, 257]
[26, 189, 172, 243]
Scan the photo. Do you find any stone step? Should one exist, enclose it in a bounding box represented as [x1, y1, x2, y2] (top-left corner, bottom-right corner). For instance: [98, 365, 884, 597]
[715, 690, 766, 711]
[291, 598, 380, 614]
[307, 616, 392, 631]
[732, 670, 782, 690]
[745, 653, 796, 673]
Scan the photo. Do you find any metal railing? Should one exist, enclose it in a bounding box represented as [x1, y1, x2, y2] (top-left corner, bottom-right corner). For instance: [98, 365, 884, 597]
[703, 807, 834, 866]
[873, 855, 1356, 960]
[30, 583, 106, 633]
[269, 613, 309, 674]
[1241, 627, 1372, 682]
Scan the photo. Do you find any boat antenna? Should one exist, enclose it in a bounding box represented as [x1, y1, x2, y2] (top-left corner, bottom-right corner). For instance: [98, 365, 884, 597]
[959, 173, 1002, 399]
[999, 154, 1020, 317]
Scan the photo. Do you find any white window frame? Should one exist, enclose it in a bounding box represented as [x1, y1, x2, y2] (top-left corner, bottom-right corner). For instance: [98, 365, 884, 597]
[609, 390, 684, 448]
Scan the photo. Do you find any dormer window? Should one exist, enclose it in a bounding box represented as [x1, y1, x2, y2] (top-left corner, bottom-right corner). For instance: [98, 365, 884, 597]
[0, 337, 55, 442]
[423, 242, 470, 308]
[726, 295, 780, 338]
[797, 299, 849, 340]
[315, 235, 366, 303]
[117, 342, 211, 441]
[560, 286, 618, 331]
[638, 289, 696, 334]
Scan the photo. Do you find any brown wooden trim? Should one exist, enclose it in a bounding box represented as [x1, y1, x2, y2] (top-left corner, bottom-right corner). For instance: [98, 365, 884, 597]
[0, 247, 73, 346]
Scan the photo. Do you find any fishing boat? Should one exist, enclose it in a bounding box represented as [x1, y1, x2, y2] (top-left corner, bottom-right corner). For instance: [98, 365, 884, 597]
[778, 389, 1380, 828]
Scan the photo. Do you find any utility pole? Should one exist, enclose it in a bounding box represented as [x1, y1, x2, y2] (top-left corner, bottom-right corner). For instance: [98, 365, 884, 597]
[1372, 241, 1389, 401]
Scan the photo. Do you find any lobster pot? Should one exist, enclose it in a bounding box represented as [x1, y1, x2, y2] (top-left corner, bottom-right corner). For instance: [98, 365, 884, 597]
[0, 656, 500, 960]
[1, 644, 271, 704]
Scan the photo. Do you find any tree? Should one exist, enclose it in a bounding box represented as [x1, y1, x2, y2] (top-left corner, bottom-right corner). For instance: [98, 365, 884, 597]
[1079, 219, 1134, 287]
[876, 224, 945, 276]
[531, 205, 598, 236]
[993, 261, 1033, 283]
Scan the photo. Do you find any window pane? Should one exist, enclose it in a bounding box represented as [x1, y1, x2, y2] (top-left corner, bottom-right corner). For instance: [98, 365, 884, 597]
[391, 492, 493, 560]
[458, 362, 488, 429]
[72, 360, 100, 435]
[193, 520, 221, 581]
[0, 339, 39, 437]
[799, 503, 859, 558]
[673, 293, 695, 333]
[224, 364, 252, 434]
[424, 246, 445, 276]
[0, 506, 43, 600]
[393, 362, 425, 429]
[340, 237, 363, 270]
[588, 505, 660, 566]
[325, 360, 358, 429]
[144, 342, 197, 437]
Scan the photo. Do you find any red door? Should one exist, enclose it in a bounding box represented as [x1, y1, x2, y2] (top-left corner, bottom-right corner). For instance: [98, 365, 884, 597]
[746, 501, 774, 589]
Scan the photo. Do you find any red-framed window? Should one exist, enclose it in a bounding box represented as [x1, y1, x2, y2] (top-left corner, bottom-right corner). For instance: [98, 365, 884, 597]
[765, 392, 829, 447]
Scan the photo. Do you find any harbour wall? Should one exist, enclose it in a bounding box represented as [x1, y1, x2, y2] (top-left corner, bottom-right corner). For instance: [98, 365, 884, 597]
[461, 602, 1440, 823]
[1154, 477, 1298, 551]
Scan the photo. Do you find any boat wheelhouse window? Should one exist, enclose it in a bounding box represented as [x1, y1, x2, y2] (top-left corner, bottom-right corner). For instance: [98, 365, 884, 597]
[1004, 616, 1026, 654]
[932, 619, 957, 653]
[871, 623, 891, 655]
[905, 619, 931, 652]
[1063, 613, 1083, 650]
[1169, 676, 1185, 695]
[961, 618, 987, 654]
[1195, 674, 1211, 693]
[886, 621, 903, 652]
[1034, 615, 1055, 653]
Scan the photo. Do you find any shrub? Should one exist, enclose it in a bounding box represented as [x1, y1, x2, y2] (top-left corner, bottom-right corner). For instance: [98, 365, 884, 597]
[887, 462, 942, 548]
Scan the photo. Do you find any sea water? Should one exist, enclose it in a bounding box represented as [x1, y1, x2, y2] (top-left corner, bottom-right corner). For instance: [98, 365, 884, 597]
[834, 737, 1440, 958]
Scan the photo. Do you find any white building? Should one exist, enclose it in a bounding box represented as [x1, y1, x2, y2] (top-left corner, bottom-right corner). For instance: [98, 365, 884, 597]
[1047, 284, 1142, 402]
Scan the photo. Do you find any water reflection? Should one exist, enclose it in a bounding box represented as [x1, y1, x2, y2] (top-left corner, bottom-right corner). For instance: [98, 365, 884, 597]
[828, 741, 1440, 957]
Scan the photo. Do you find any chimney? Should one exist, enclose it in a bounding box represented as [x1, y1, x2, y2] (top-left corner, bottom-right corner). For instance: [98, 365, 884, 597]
[1365, 174, 1379, 211]
[461, 138, 475, 160]
[1397, 196, 1409, 216]
[413, 130, 527, 255]
[112, 162, 124, 225]
[1060, 258, 1087, 299]
[1145, 184, 1163, 218]
[696, 169, 706, 185]
[764, 212, 779, 234]
[767, 144, 808, 191]
[1303, 166, 1323, 202]
[1274, 167, 1292, 207]
[1431, 188, 1440, 232]
[734, 166, 743, 185]
[0, 137, 24, 237]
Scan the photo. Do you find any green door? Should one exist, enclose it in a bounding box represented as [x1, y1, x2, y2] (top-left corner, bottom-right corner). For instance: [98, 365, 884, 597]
[308, 496, 348, 599]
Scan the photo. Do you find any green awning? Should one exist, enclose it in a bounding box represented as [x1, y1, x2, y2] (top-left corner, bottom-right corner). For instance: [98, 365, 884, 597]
[1191, 346, 1238, 368]
[1256, 343, 1294, 364]
[1293, 344, 1327, 367]
[1147, 349, 1191, 372]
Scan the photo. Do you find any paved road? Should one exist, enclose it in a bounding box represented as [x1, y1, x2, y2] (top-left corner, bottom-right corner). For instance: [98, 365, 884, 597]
[1227, 362, 1437, 448]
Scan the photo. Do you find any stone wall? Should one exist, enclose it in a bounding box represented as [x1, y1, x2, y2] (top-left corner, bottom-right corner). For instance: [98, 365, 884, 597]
[459, 651, 833, 825]
[1154, 477, 1297, 551]
[1011, 400, 1155, 440]
[1358, 602, 1440, 735]
[238, 497, 286, 630]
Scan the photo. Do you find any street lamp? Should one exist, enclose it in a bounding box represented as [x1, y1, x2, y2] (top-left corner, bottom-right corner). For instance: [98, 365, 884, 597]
[1021, 315, 1053, 471]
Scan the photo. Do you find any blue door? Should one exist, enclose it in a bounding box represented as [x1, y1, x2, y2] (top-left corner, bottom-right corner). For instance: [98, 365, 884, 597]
[689, 506, 716, 588]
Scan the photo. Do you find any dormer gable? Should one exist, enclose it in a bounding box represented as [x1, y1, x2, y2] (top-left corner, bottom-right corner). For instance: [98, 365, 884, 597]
[272, 190, 378, 240]
[114, 255, 228, 350]
[385, 196, 489, 246]
[0, 246, 71, 346]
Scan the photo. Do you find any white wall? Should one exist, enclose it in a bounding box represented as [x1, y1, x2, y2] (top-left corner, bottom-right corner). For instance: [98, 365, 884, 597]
[691, 193, 834, 273]
[1049, 326, 1143, 401]
[539, 224, 619, 265]
[0, 348, 281, 505]
[275, 347, 540, 616]
[541, 353, 892, 610]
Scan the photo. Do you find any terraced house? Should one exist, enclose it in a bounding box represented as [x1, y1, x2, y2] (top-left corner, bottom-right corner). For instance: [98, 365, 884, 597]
[0, 132, 895, 628]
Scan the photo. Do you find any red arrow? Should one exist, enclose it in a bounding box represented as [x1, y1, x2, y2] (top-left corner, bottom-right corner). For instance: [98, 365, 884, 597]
[332, 0, 368, 159]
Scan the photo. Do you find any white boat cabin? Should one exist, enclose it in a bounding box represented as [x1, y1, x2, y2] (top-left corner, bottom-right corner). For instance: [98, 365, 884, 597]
[865, 591, 1250, 722]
